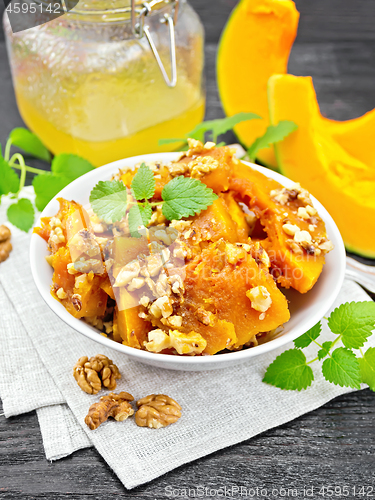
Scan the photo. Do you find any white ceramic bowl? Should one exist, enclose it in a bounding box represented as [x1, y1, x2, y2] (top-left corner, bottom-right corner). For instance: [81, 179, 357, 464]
[30, 153, 346, 371]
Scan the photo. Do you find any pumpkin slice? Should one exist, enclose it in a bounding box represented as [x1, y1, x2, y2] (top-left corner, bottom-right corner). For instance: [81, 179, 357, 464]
[168, 241, 290, 353]
[268, 74, 375, 258]
[230, 161, 329, 293]
[217, 0, 299, 169]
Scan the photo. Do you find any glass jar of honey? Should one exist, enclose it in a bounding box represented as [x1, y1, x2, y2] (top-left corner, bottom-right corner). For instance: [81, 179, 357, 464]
[3, 0, 205, 166]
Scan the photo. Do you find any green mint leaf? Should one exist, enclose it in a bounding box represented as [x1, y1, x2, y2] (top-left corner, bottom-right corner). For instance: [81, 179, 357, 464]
[328, 301, 375, 349]
[128, 203, 152, 238]
[158, 138, 187, 146]
[130, 163, 155, 201]
[294, 322, 322, 349]
[6, 198, 34, 232]
[89, 180, 128, 224]
[161, 176, 218, 221]
[9, 127, 51, 162]
[188, 112, 260, 142]
[52, 153, 95, 181]
[263, 349, 314, 391]
[247, 121, 298, 162]
[0, 157, 20, 196]
[33, 174, 71, 212]
[322, 347, 361, 389]
[318, 341, 333, 360]
[359, 347, 375, 391]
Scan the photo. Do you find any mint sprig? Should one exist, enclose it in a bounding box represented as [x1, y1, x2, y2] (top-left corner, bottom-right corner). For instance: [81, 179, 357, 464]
[246, 121, 298, 162]
[161, 176, 218, 220]
[89, 164, 218, 234]
[159, 112, 260, 146]
[131, 162, 155, 201]
[264, 301, 375, 392]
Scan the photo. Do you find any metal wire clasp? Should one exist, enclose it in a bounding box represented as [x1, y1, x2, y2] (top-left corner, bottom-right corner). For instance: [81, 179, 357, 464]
[131, 0, 178, 88]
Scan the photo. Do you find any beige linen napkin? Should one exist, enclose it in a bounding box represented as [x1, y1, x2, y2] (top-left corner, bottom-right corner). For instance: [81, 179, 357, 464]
[0, 191, 374, 489]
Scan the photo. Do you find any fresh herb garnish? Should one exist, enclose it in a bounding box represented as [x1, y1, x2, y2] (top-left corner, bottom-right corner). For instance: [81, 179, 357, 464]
[159, 112, 260, 147]
[263, 302, 375, 392]
[159, 114, 298, 167]
[0, 127, 95, 232]
[89, 164, 218, 234]
[246, 121, 298, 162]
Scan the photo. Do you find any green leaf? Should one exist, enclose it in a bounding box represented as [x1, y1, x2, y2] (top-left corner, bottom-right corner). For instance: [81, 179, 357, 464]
[0, 157, 20, 196]
[9, 127, 51, 162]
[89, 180, 128, 224]
[161, 176, 218, 221]
[189, 112, 260, 142]
[359, 347, 375, 391]
[128, 203, 152, 238]
[158, 138, 187, 146]
[52, 154, 95, 181]
[318, 341, 333, 360]
[263, 349, 314, 391]
[130, 163, 155, 201]
[322, 347, 361, 389]
[294, 322, 322, 349]
[247, 121, 298, 161]
[6, 198, 34, 232]
[328, 301, 375, 349]
[33, 174, 71, 212]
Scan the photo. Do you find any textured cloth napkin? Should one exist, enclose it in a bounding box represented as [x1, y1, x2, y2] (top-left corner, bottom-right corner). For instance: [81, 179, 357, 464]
[0, 190, 373, 489]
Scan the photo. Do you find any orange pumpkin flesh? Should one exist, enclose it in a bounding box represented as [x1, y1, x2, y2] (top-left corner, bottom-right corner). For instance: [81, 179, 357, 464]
[230, 161, 327, 293]
[36, 145, 332, 355]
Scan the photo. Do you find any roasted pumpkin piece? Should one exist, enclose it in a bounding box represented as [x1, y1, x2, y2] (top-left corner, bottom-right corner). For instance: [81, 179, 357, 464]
[100, 277, 115, 300]
[170, 241, 289, 353]
[221, 191, 251, 241]
[230, 162, 328, 293]
[116, 305, 150, 349]
[73, 273, 108, 319]
[51, 246, 75, 297]
[189, 198, 241, 244]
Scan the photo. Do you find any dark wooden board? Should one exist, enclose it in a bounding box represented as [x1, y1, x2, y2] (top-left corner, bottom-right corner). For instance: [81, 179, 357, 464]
[1, 1, 375, 497]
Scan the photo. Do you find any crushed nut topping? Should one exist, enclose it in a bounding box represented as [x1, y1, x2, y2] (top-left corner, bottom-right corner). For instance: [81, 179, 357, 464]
[282, 224, 300, 236]
[196, 308, 216, 327]
[297, 207, 310, 220]
[225, 243, 246, 265]
[318, 240, 334, 252]
[114, 260, 141, 287]
[135, 394, 181, 428]
[85, 392, 134, 430]
[169, 330, 207, 355]
[73, 355, 121, 394]
[56, 287, 68, 300]
[143, 329, 171, 353]
[286, 239, 304, 255]
[188, 156, 219, 179]
[246, 286, 272, 313]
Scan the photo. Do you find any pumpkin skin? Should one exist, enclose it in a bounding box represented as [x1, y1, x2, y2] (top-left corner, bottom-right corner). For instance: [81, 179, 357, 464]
[268, 74, 375, 258]
[217, 0, 299, 169]
[230, 161, 328, 293]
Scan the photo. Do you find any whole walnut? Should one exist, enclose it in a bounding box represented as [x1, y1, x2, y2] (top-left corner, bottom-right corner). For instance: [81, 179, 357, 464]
[73, 354, 121, 394]
[0, 225, 12, 263]
[85, 392, 134, 430]
[135, 394, 181, 429]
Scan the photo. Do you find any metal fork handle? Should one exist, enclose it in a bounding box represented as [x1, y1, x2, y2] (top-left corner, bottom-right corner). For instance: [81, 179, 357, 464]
[345, 256, 375, 295]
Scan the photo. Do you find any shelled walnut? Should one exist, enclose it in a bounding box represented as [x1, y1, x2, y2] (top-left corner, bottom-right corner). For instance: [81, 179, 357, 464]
[85, 392, 134, 430]
[0, 225, 12, 263]
[135, 394, 181, 429]
[73, 354, 121, 394]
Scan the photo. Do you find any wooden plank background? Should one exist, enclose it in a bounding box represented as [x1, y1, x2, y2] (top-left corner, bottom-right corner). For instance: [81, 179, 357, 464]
[0, 1, 374, 497]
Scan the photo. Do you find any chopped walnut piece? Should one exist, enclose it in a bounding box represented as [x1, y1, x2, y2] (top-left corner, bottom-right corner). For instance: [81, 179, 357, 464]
[246, 286, 272, 313]
[196, 308, 216, 327]
[0, 225, 11, 243]
[286, 239, 304, 255]
[319, 240, 334, 253]
[225, 243, 246, 265]
[73, 355, 121, 394]
[114, 260, 140, 287]
[297, 207, 310, 220]
[188, 156, 219, 178]
[282, 223, 300, 236]
[56, 287, 68, 300]
[135, 394, 181, 429]
[144, 329, 171, 353]
[294, 230, 312, 246]
[85, 392, 134, 430]
[169, 330, 207, 355]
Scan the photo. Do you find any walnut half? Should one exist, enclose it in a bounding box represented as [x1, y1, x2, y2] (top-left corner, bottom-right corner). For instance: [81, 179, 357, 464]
[73, 354, 121, 394]
[85, 392, 134, 430]
[135, 394, 182, 429]
[0, 225, 12, 263]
